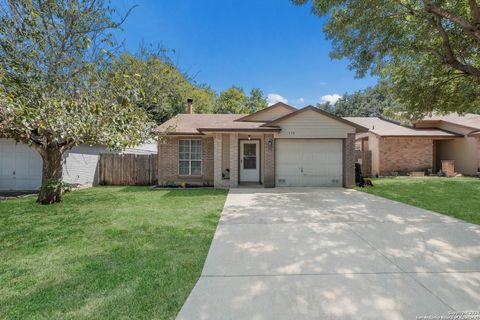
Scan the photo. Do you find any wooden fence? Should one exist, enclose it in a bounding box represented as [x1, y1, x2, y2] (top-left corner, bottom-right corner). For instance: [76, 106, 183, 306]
[99, 153, 157, 185]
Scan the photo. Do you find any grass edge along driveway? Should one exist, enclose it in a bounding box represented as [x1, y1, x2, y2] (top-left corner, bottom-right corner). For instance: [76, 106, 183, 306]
[356, 177, 480, 225]
[0, 186, 228, 320]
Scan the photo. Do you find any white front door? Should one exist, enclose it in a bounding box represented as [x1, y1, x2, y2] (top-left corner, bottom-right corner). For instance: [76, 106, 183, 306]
[240, 140, 260, 182]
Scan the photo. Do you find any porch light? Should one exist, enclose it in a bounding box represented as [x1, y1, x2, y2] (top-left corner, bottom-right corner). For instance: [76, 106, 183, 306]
[268, 139, 272, 146]
[248, 135, 251, 140]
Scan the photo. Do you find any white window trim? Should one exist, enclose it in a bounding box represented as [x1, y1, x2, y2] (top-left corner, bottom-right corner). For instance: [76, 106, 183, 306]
[178, 139, 203, 176]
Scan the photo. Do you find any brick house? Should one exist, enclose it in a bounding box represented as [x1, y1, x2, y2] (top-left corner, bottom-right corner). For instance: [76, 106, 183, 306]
[156, 102, 367, 188]
[346, 114, 480, 176]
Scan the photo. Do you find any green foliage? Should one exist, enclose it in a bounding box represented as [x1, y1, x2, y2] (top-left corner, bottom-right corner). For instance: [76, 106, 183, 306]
[293, 0, 480, 115]
[214, 86, 249, 114]
[247, 88, 268, 113]
[40, 179, 74, 198]
[0, 0, 155, 151]
[186, 84, 217, 115]
[110, 49, 216, 124]
[317, 85, 401, 117]
[214, 86, 267, 114]
[108, 52, 266, 120]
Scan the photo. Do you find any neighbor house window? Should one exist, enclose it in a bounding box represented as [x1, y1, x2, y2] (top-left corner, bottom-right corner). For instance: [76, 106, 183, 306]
[178, 139, 202, 176]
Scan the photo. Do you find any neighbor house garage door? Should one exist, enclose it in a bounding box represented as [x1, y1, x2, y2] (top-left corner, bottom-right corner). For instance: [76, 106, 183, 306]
[275, 139, 343, 187]
[0, 139, 42, 191]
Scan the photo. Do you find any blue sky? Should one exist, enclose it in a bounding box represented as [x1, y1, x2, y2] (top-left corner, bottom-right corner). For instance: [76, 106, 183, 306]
[114, 0, 377, 107]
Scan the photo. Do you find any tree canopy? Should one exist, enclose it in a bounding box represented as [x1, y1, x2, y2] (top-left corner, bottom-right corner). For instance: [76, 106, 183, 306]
[214, 86, 267, 114]
[293, 0, 480, 116]
[110, 53, 266, 121]
[317, 85, 401, 117]
[110, 49, 217, 123]
[247, 88, 268, 113]
[0, 0, 154, 203]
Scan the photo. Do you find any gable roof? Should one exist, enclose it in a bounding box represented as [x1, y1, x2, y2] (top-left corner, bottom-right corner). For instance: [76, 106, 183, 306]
[345, 117, 461, 137]
[155, 114, 280, 135]
[415, 113, 480, 132]
[235, 102, 297, 122]
[263, 106, 369, 132]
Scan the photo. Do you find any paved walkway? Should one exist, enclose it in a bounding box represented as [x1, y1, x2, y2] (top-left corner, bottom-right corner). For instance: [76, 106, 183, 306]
[177, 188, 480, 320]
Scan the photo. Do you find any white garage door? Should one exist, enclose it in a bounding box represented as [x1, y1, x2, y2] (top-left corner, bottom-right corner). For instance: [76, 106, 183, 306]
[276, 139, 343, 187]
[0, 139, 42, 191]
[63, 145, 105, 185]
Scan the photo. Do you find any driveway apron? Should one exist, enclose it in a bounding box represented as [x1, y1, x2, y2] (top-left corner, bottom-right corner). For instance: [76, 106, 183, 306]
[177, 188, 480, 320]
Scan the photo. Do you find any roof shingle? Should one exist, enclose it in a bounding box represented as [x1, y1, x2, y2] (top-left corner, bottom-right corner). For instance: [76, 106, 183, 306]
[344, 117, 460, 137]
[156, 114, 279, 134]
[417, 113, 480, 131]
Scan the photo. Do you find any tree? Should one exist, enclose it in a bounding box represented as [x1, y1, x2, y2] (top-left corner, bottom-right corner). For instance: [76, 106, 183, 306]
[110, 49, 216, 124]
[214, 87, 267, 114]
[214, 86, 249, 114]
[247, 88, 268, 113]
[184, 85, 217, 115]
[0, 0, 154, 204]
[292, 0, 480, 115]
[317, 86, 401, 117]
[317, 101, 335, 114]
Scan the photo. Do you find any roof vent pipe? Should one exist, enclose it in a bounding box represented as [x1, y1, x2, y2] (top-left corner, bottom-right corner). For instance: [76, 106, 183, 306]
[186, 99, 194, 114]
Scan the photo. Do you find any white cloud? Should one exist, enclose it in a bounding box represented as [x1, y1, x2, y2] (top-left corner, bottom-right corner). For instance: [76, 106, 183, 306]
[296, 97, 305, 104]
[320, 94, 342, 105]
[267, 93, 288, 106]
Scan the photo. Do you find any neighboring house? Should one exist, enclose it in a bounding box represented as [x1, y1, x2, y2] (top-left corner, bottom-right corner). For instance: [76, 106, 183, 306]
[124, 142, 158, 155]
[156, 103, 367, 188]
[346, 114, 480, 176]
[0, 139, 157, 191]
[414, 113, 480, 175]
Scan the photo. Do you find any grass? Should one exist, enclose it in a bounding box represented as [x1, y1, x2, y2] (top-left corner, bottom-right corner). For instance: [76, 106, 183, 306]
[0, 186, 228, 320]
[357, 177, 480, 224]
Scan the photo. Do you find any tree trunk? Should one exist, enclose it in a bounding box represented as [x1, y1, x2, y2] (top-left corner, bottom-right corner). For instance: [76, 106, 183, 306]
[37, 147, 64, 204]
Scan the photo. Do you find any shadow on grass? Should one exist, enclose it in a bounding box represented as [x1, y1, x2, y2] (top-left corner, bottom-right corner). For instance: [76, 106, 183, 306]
[161, 189, 228, 198]
[101, 186, 152, 193]
[1, 225, 214, 320]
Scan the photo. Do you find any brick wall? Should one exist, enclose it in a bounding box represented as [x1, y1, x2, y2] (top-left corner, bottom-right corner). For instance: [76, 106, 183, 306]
[379, 137, 433, 175]
[343, 133, 355, 188]
[157, 136, 214, 184]
[263, 134, 275, 187]
[229, 133, 239, 187]
[213, 134, 224, 188]
[441, 160, 455, 177]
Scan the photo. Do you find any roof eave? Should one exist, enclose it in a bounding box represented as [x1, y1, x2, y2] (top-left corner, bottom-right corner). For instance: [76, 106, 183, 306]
[380, 135, 461, 138]
[418, 119, 480, 132]
[157, 131, 204, 136]
[261, 106, 369, 133]
[235, 102, 297, 122]
[197, 127, 281, 133]
[468, 130, 480, 136]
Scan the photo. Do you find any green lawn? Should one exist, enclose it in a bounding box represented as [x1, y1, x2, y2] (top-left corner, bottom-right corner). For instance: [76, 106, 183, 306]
[0, 187, 228, 320]
[357, 177, 480, 224]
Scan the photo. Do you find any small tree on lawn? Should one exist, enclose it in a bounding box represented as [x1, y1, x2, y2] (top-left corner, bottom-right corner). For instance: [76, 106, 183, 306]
[0, 0, 154, 204]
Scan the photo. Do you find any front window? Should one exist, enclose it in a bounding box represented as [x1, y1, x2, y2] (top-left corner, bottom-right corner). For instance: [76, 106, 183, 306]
[179, 139, 202, 176]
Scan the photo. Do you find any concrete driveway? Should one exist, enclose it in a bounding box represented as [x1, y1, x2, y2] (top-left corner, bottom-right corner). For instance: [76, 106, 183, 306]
[177, 188, 480, 320]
